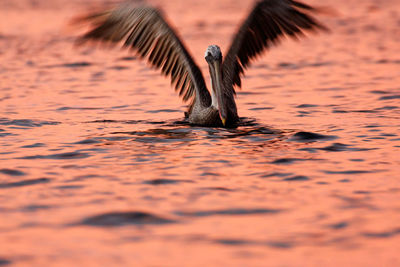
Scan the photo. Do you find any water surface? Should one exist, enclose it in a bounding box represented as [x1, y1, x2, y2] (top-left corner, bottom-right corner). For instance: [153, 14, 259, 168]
[1, 0, 400, 265]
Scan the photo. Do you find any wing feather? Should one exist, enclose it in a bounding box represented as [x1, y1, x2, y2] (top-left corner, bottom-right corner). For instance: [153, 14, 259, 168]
[74, 3, 210, 106]
[222, 0, 328, 90]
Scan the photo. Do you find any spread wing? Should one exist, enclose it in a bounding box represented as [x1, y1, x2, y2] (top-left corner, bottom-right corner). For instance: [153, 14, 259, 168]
[74, 3, 210, 104]
[222, 0, 328, 90]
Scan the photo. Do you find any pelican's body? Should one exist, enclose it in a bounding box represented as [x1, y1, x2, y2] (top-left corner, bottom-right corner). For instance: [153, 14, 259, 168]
[74, 0, 327, 127]
[188, 45, 238, 126]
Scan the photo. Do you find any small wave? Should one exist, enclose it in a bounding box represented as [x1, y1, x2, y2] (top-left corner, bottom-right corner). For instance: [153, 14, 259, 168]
[0, 178, 50, 189]
[199, 187, 234, 192]
[271, 158, 320, 165]
[323, 170, 383, 175]
[296, 104, 320, 108]
[175, 208, 282, 217]
[211, 237, 294, 248]
[0, 168, 26, 176]
[319, 143, 376, 152]
[57, 107, 102, 111]
[0, 258, 11, 266]
[299, 143, 377, 153]
[146, 109, 181, 114]
[328, 221, 349, 230]
[142, 179, 194, 185]
[79, 211, 176, 226]
[44, 61, 92, 68]
[20, 143, 46, 148]
[362, 228, 400, 239]
[283, 175, 310, 181]
[290, 131, 337, 142]
[18, 151, 91, 160]
[261, 172, 293, 178]
[0, 118, 59, 128]
[379, 95, 400, 100]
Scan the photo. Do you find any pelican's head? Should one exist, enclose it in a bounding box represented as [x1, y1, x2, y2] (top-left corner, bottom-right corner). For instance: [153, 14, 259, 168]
[205, 45, 222, 63]
[205, 45, 226, 126]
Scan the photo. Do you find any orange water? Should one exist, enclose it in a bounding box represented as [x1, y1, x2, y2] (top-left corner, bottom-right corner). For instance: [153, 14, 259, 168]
[1, 0, 400, 266]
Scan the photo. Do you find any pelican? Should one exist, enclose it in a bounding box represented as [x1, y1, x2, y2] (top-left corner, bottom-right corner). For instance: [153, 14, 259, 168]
[74, 0, 327, 127]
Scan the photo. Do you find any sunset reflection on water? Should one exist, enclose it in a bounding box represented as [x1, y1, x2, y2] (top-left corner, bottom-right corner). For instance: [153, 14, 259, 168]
[1, 0, 400, 265]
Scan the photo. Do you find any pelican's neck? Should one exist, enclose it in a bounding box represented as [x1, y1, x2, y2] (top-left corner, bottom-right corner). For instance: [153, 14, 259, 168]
[207, 58, 227, 124]
[208, 60, 224, 109]
[210, 77, 219, 109]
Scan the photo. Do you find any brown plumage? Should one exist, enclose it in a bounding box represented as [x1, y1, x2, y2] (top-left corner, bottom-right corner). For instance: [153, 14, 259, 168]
[73, 0, 327, 127]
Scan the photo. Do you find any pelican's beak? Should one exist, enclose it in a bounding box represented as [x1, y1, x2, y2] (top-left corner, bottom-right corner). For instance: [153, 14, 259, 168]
[209, 59, 227, 126]
[221, 117, 226, 126]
